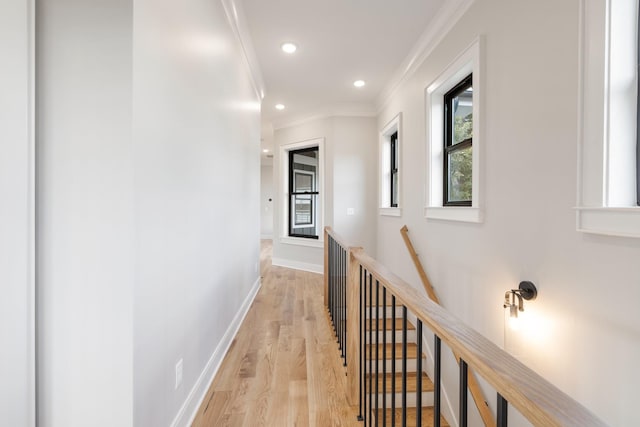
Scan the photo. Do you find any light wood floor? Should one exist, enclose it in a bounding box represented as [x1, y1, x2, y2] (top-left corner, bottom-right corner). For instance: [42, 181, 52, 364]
[191, 240, 360, 427]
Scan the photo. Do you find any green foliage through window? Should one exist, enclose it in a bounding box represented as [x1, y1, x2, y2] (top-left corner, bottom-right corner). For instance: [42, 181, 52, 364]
[444, 74, 473, 205]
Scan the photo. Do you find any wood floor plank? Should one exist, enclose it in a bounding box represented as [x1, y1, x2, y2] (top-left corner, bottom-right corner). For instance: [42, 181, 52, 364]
[192, 240, 359, 427]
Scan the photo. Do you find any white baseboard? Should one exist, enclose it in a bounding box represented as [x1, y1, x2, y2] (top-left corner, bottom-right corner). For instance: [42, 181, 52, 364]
[171, 276, 262, 427]
[272, 257, 323, 274]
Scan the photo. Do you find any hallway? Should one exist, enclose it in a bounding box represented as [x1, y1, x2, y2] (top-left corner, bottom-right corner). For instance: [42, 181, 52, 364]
[191, 241, 359, 426]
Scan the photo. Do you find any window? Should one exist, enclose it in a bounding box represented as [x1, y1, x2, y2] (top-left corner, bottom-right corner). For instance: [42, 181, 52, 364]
[577, 0, 640, 237]
[390, 131, 399, 207]
[443, 74, 473, 206]
[380, 114, 402, 216]
[288, 146, 319, 239]
[426, 37, 482, 223]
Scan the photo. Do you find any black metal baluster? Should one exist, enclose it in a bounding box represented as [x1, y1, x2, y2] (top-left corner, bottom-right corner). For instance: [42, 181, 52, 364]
[342, 247, 345, 357]
[434, 336, 441, 427]
[340, 247, 344, 354]
[497, 393, 508, 427]
[391, 296, 396, 427]
[337, 243, 342, 346]
[402, 306, 407, 427]
[363, 269, 368, 424]
[358, 265, 364, 421]
[368, 273, 373, 427]
[460, 359, 468, 427]
[382, 287, 387, 427]
[336, 241, 339, 339]
[416, 320, 422, 427]
[328, 238, 332, 321]
[343, 247, 347, 365]
[330, 238, 334, 326]
[375, 280, 380, 426]
[333, 239, 336, 327]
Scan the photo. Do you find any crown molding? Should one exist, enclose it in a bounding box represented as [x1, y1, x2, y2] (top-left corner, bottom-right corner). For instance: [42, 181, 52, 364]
[376, 0, 476, 112]
[220, 0, 265, 101]
[273, 110, 377, 132]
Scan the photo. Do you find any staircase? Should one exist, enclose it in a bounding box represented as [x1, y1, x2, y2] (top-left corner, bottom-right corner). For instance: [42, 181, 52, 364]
[364, 299, 449, 426]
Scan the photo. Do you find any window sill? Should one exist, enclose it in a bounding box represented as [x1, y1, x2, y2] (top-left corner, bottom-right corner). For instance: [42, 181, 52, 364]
[280, 236, 324, 248]
[379, 207, 402, 217]
[425, 206, 483, 223]
[575, 207, 640, 238]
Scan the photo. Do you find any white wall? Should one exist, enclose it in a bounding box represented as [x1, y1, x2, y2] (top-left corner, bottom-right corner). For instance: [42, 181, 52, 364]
[132, 1, 260, 425]
[376, 0, 640, 425]
[261, 164, 274, 238]
[37, 1, 261, 426]
[37, 1, 135, 425]
[330, 117, 378, 252]
[0, 1, 34, 425]
[272, 116, 377, 271]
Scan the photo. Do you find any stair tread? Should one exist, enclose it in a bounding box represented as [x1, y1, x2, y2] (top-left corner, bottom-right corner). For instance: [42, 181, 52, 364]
[366, 342, 423, 359]
[367, 371, 434, 393]
[375, 406, 449, 427]
[365, 318, 416, 331]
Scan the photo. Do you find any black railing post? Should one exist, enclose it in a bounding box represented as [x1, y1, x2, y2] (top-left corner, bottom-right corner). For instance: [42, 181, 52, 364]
[362, 269, 368, 424]
[331, 238, 335, 327]
[497, 393, 508, 427]
[368, 273, 373, 427]
[375, 280, 380, 426]
[460, 359, 468, 427]
[343, 247, 347, 365]
[382, 287, 387, 427]
[416, 320, 423, 427]
[328, 237, 332, 321]
[391, 296, 396, 427]
[434, 336, 441, 427]
[358, 265, 364, 421]
[402, 306, 407, 426]
[337, 244, 342, 346]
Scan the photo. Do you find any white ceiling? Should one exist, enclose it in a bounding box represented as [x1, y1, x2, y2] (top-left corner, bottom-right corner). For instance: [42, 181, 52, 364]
[240, 0, 446, 154]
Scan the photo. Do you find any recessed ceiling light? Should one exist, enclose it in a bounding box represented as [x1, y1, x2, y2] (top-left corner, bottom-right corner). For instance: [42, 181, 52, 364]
[275, 104, 285, 110]
[353, 80, 366, 88]
[281, 42, 297, 54]
[262, 149, 269, 153]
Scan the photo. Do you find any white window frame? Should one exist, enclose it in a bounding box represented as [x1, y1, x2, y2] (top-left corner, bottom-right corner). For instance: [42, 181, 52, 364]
[380, 113, 402, 216]
[425, 37, 483, 223]
[576, 0, 640, 238]
[279, 137, 325, 247]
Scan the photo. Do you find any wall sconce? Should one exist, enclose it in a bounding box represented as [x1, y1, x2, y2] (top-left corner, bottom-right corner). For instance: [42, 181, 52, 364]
[503, 281, 537, 320]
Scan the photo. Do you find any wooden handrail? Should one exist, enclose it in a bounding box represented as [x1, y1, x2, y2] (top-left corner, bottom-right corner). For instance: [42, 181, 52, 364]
[400, 225, 438, 302]
[401, 225, 495, 426]
[352, 249, 607, 427]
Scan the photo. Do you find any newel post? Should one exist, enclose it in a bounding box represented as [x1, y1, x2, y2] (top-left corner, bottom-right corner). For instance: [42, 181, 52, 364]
[346, 247, 362, 406]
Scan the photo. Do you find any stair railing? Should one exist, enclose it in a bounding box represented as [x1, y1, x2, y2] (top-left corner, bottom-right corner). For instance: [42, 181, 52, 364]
[324, 226, 607, 427]
[325, 227, 361, 369]
[401, 225, 495, 426]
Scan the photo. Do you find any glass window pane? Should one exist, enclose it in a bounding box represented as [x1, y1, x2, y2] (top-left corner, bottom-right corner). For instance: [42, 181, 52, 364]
[294, 172, 313, 192]
[295, 196, 312, 225]
[448, 145, 472, 202]
[391, 171, 398, 206]
[452, 86, 473, 145]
